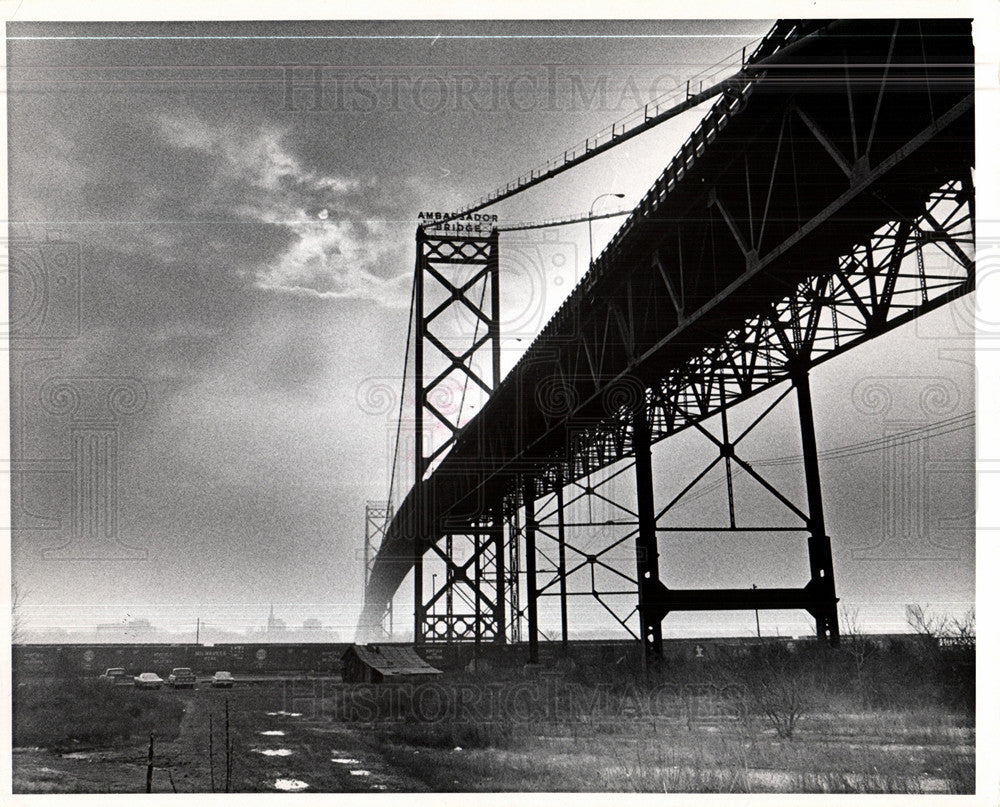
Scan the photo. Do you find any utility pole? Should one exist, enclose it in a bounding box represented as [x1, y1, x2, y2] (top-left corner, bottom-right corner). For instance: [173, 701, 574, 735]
[195, 617, 200, 645]
[225, 698, 231, 793]
[753, 584, 761, 638]
[209, 714, 216, 793]
[145, 733, 155, 793]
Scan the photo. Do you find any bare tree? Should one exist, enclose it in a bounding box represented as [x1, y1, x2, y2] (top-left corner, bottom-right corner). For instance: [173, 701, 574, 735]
[840, 606, 869, 660]
[906, 603, 975, 649]
[905, 603, 947, 638]
[839, 605, 874, 706]
[743, 645, 821, 741]
[948, 607, 975, 649]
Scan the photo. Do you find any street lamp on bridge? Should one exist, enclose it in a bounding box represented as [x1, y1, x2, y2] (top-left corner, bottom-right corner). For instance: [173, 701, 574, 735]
[589, 192, 625, 267]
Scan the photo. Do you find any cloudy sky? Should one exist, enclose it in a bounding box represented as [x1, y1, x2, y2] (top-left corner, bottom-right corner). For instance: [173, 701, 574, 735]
[7, 18, 975, 639]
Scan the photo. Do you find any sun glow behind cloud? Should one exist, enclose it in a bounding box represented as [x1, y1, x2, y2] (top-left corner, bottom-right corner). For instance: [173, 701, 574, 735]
[158, 113, 411, 305]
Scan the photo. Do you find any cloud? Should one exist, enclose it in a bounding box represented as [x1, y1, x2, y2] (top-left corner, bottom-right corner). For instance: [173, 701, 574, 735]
[157, 114, 412, 306]
[159, 114, 359, 196]
[254, 217, 411, 302]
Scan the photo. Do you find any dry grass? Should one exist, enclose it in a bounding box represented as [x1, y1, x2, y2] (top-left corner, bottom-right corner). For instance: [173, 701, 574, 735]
[369, 715, 972, 793]
[360, 641, 974, 793]
[13, 679, 186, 750]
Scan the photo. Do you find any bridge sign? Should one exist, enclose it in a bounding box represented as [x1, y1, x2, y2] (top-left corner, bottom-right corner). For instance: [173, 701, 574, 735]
[418, 211, 498, 234]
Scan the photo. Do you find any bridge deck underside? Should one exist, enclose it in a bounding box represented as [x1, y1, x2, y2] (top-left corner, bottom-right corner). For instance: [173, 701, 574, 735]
[360, 19, 974, 633]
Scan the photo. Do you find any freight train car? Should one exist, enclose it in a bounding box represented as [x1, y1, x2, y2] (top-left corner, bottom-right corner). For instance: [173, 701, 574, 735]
[12, 635, 928, 680]
[12, 642, 352, 679]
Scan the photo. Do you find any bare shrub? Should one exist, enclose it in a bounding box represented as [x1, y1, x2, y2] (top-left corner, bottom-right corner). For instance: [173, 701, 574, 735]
[839, 606, 877, 708]
[737, 644, 828, 741]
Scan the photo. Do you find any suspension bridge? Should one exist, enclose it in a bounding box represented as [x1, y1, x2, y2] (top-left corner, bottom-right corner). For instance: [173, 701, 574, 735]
[357, 18, 975, 661]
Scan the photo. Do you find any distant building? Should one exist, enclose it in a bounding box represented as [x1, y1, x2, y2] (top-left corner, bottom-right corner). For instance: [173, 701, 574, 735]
[266, 604, 287, 634]
[95, 617, 156, 642]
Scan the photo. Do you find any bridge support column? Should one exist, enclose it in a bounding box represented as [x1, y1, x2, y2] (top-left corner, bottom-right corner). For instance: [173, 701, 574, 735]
[633, 405, 664, 661]
[508, 507, 522, 643]
[492, 500, 506, 643]
[446, 534, 455, 641]
[555, 472, 569, 650]
[473, 532, 482, 648]
[793, 368, 840, 645]
[413, 547, 425, 644]
[523, 477, 539, 664]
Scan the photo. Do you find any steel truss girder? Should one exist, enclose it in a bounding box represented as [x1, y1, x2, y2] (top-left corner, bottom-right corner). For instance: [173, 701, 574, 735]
[517, 175, 973, 510]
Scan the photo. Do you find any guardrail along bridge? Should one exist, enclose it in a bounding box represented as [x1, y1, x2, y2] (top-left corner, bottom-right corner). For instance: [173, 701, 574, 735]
[358, 19, 974, 661]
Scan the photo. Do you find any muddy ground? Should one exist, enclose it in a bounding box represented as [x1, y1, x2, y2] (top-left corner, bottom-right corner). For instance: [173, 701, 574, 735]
[13, 680, 426, 793]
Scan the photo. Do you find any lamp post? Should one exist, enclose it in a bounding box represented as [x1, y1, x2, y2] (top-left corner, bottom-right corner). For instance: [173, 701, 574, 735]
[589, 192, 625, 266]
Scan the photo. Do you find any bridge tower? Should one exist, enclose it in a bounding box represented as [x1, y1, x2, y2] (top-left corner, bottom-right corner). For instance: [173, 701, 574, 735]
[362, 501, 393, 638]
[412, 225, 507, 645]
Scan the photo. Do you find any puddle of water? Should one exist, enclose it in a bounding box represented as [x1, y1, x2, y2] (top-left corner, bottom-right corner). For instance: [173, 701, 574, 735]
[274, 778, 309, 792]
[371, 784, 388, 791]
[259, 730, 286, 736]
[350, 770, 371, 777]
[265, 711, 303, 717]
[332, 758, 361, 765]
[919, 776, 950, 794]
[60, 752, 97, 760]
[254, 749, 293, 757]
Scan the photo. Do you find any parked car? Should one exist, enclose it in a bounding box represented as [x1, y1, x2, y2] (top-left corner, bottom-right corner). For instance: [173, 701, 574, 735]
[167, 667, 196, 689]
[134, 672, 164, 689]
[210, 671, 235, 688]
[99, 667, 130, 685]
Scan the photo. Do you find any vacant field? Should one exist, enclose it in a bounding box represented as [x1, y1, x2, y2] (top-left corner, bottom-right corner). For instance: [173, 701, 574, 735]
[12, 640, 974, 794]
[14, 678, 187, 750]
[364, 707, 972, 793]
[350, 640, 974, 794]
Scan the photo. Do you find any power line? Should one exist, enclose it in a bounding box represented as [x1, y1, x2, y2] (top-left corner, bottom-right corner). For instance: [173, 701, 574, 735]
[682, 412, 973, 504]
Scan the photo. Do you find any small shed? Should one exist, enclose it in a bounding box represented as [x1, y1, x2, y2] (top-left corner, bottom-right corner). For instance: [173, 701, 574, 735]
[341, 644, 443, 684]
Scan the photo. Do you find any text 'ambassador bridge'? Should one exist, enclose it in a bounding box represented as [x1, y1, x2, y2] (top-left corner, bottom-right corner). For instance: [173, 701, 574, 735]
[357, 19, 975, 662]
